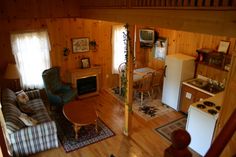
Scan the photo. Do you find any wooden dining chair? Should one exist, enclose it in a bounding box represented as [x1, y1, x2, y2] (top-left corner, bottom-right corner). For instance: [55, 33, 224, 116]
[118, 62, 126, 96]
[151, 69, 164, 99]
[133, 72, 153, 105]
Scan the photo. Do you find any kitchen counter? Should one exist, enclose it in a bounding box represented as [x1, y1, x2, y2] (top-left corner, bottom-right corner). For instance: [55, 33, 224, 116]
[183, 81, 215, 96]
[183, 77, 224, 97]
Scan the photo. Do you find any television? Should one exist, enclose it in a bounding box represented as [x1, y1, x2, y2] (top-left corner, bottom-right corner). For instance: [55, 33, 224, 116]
[139, 29, 155, 48]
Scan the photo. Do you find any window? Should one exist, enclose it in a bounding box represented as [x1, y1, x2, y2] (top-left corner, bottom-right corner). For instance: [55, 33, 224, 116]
[11, 31, 51, 89]
[153, 37, 168, 60]
[112, 25, 127, 74]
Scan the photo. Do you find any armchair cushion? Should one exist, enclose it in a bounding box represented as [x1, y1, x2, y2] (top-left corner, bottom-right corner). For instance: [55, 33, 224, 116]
[42, 67, 77, 106]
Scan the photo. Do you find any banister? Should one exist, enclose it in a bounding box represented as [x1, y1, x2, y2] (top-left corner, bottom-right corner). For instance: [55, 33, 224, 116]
[164, 109, 236, 157]
[205, 109, 236, 157]
[79, 0, 236, 9]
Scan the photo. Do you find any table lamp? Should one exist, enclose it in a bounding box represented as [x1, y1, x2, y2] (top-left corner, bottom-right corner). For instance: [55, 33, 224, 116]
[4, 64, 20, 91]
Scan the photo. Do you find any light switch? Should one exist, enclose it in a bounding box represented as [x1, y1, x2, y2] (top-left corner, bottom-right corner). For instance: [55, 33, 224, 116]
[186, 92, 192, 99]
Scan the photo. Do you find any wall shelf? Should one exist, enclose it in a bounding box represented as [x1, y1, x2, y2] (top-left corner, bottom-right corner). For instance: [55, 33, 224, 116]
[196, 49, 231, 72]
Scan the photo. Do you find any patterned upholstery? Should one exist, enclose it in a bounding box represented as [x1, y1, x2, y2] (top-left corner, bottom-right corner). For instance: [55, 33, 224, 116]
[2, 88, 17, 106]
[2, 102, 26, 133]
[1, 88, 59, 157]
[9, 122, 58, 157]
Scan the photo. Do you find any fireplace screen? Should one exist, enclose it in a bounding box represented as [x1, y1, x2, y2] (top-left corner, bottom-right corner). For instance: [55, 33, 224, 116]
[77, 75, 97, 95]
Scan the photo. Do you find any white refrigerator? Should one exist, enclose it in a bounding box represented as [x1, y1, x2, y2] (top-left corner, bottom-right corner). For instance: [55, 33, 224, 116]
[161, 54, 195, 110]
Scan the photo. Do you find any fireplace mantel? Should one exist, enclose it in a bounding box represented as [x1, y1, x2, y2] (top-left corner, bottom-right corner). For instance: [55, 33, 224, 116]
[69, 66, 101, 98]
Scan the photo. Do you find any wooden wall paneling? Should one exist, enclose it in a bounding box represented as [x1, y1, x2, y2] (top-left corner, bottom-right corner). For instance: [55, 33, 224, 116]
[0, 0, 80, 19]
[196, 63, 208, 76]
[174, 31, 199, 56]
[150, 0, 156, 6]
[0, 18, 119, 90]
[216, 51, 236, 157]
[183, 0, 189, 6]
[190, 0, 195, 6]
[156, 0, 161, 6]
[165, 0, 171, 6]
[205, 0, 211, 6]
[47, 19, 63, 68]
[213, 0, 220, 6]
[197, 0, 204, 6]
[96, 22, 113, 89]
[177, 0, 183, 6]
[1, 18, 236, 90]
[134, 25, 236, 83]
[222, 0, 229, 6]
[233, 0, 236, 6]
[156, 28, 177, 55]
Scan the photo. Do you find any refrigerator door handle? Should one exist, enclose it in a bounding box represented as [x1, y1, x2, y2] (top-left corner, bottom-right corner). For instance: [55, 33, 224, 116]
[164, 65, 167, 77]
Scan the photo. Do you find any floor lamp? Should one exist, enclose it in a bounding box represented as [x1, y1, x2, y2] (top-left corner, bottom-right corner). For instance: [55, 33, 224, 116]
[4, 64, 20, 91]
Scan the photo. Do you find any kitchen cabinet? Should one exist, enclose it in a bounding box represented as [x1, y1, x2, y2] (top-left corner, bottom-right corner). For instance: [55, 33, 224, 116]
[180, 84, 211, 113]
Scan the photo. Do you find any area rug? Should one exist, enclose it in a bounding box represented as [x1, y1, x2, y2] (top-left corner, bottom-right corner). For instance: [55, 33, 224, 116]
[107, 88, 174, 121]
[154, 117, 187, 141]
[132, 98, 174, 121]
[51, 109, 115, 153]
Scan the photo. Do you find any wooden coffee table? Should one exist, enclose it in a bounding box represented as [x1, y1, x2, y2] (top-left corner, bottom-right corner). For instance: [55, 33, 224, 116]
[63, 101, 98, 139]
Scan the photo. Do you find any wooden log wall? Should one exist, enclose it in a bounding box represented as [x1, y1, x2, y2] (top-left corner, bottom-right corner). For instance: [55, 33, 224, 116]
[0, 18, 122, 89]
[135, 25, 236, 83]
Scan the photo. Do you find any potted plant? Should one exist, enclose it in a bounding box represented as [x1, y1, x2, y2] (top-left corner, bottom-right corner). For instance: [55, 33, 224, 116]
[89, 40, 97, 51]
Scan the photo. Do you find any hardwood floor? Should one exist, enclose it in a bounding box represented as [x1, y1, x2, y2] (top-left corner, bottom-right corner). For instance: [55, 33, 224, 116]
[31, 90, 185, 157]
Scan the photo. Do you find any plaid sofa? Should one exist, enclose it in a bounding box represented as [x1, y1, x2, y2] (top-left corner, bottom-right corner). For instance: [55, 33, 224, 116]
[1, 88, 59, 157]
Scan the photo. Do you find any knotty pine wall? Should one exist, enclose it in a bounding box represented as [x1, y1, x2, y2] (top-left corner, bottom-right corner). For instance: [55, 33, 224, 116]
[0, 18, 123, 89]
[1, 18, 236, 89]
[135, 25, 236, 83]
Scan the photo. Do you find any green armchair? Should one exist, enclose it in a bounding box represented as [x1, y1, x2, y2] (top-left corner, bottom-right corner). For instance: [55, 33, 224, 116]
[42, 67, 77, 108]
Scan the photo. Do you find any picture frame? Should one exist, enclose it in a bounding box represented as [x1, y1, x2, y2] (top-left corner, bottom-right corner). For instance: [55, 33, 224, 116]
[218, 40, 230, 54]
[72, 38, 89, 53]
[81, 58, 90, 68]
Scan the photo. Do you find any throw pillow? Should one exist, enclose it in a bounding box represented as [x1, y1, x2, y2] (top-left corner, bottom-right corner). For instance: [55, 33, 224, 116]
[16, 90, 34, 114]
[16, 90, 29, 104]
[18, 113, 38, 126]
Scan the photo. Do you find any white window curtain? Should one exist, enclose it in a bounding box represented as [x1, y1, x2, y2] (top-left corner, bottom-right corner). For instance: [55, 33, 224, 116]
[112, 25, 126, 74]
[11, 30, 51, 89]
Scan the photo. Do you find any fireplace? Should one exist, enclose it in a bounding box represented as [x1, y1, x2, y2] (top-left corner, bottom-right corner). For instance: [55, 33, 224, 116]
[70, 66, 101, 98]
[77, 75, 97, 95]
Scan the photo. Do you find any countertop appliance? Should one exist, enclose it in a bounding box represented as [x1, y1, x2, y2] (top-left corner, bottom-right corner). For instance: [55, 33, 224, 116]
[162, 54, 195, 110]
[186, 92, 223, 156]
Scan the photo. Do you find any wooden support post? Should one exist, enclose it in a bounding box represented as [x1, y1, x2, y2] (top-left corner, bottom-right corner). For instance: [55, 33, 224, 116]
[124, 24, 134, 136]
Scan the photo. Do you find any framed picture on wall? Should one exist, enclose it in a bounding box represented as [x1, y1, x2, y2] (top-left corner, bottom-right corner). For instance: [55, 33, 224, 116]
[72, 38, 89, 53]
[218, 40, 230, 54]
[81, 58, 90, 68]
